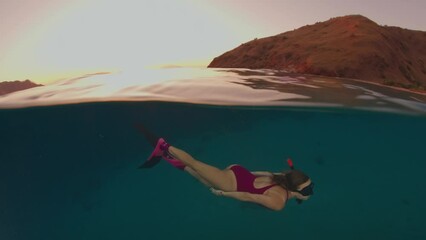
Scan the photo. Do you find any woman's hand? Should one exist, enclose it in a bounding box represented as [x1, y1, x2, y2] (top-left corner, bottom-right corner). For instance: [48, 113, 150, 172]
[210, 187, 224, 196]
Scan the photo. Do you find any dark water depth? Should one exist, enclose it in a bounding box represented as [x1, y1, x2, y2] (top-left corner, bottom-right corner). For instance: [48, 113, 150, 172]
[1, 102, 425, 240]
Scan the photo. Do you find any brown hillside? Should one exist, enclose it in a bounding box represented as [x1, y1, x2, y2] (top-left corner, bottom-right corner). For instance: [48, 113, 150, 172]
[208, 15, 426, 89]
[0, 80, 43, 96]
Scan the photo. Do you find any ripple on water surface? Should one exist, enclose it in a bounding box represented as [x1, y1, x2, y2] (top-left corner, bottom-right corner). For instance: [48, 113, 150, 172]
[1, 68, 425, 116]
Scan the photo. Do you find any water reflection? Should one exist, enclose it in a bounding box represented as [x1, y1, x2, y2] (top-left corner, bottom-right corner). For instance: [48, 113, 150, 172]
[1, 68, 425, 115]
[221, 69, 426, 114]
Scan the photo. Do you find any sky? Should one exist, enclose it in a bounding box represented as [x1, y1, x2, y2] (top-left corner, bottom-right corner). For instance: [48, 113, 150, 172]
[1, 0, 425, 84]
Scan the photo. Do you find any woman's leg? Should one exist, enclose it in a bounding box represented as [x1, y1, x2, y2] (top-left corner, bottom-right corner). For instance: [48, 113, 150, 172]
[168, 146, 237, 192]
[184, 167, 212, 187]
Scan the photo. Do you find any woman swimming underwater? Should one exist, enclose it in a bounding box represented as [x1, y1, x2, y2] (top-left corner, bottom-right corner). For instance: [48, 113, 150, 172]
[140, 135, 314, 211]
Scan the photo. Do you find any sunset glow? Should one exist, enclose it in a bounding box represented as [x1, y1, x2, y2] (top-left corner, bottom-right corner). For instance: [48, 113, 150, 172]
[0, 0, 425, 84]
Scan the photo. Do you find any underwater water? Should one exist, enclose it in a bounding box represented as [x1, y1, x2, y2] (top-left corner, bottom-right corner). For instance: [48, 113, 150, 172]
[1, 68, 426, 239]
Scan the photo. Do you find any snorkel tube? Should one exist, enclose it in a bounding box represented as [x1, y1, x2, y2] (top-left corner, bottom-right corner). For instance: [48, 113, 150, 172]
[287, 158, 294, 170]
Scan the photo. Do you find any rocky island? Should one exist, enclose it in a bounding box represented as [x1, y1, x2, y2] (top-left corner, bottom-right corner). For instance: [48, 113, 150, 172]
[208, 15, 426, 90]
[0, 80, 43, 96]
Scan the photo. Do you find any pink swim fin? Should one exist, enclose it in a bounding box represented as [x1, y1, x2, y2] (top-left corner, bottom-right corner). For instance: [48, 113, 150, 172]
[139, 138, 168, 169]
[139, 138, 186, 170]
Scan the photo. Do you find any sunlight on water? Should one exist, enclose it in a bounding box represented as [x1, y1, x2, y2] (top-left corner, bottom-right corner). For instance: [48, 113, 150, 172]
[0, 68, 311, 108]
[1, 68, 425, 116]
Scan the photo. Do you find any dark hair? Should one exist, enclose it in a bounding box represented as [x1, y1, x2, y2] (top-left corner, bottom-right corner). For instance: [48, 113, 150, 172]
[272, 170, 309, 191]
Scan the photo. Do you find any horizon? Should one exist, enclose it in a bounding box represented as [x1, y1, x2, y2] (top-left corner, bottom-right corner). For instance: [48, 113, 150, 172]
[1, 0, 426, 84]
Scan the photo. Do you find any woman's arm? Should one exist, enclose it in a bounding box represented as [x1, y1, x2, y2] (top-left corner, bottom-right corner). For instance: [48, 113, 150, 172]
[211, 188, 285, 211]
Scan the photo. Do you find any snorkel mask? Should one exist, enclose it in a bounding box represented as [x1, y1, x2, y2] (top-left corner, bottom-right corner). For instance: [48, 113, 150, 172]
[287, 158, 314, 204]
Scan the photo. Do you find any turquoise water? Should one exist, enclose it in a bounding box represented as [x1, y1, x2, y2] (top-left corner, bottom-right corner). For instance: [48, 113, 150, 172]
[1, 68, 426, 239]
[1, 101, 425, 240]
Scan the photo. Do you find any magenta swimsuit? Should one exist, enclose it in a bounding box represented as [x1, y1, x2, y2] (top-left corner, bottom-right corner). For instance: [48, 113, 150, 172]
[230, 165, 278, 194]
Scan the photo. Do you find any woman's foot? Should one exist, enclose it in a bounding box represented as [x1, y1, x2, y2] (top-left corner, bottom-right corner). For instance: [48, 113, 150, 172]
[139, 138, 169, 168]
[163, 152, 186, 170]
[140, 138, 185, 170]
[149, 138, 169, 159]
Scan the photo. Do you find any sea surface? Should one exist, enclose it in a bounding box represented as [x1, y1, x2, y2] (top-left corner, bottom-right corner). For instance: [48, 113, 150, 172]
[1, 68, 425, 240]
